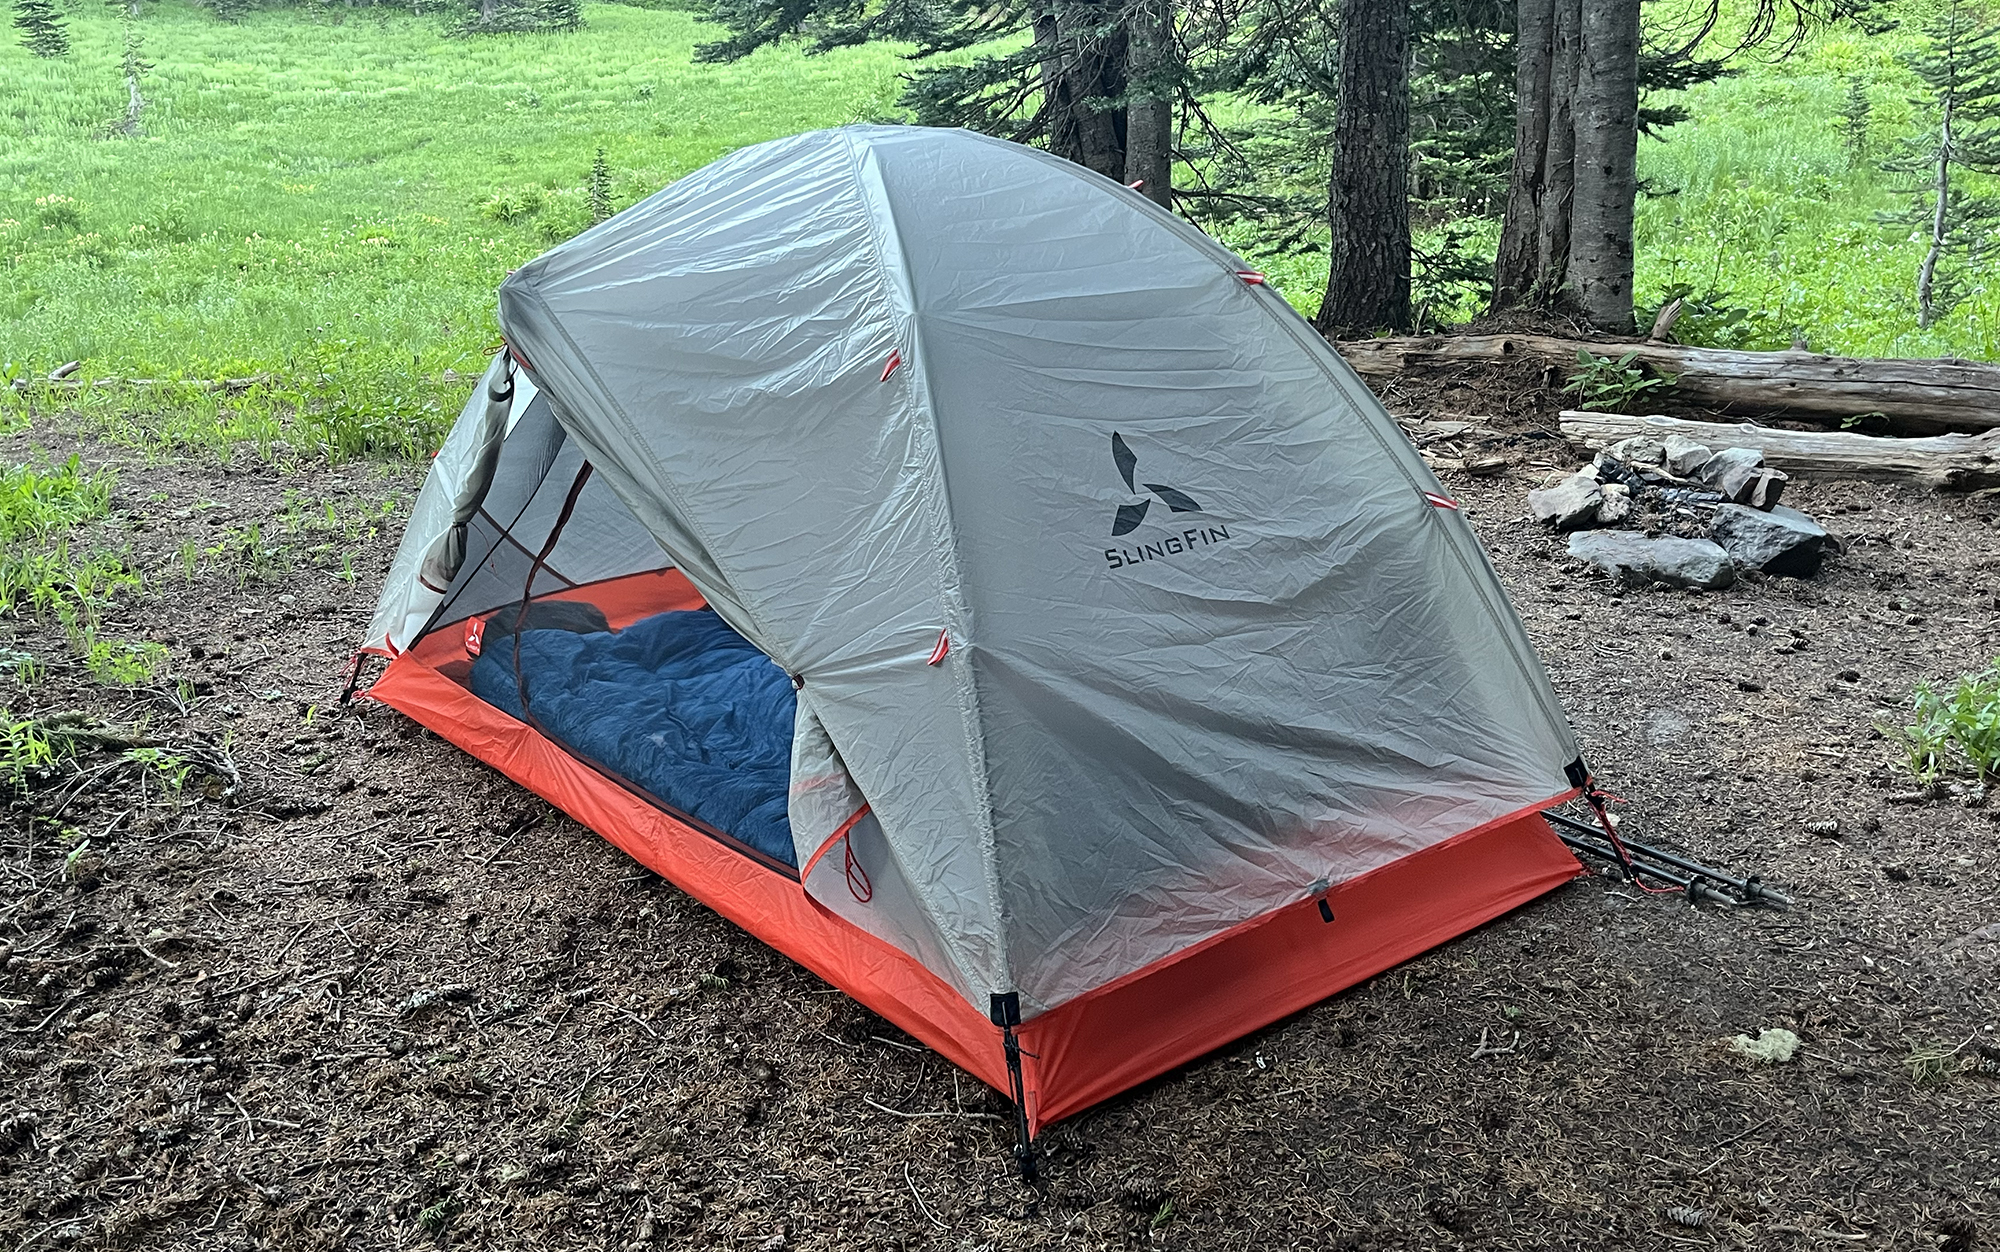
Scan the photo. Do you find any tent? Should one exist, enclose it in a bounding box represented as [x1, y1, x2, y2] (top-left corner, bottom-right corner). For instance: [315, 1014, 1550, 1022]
[356, 124, 1590, 1164]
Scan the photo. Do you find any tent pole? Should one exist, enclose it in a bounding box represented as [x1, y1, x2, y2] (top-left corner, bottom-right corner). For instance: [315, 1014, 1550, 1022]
[989, 993, 1038, 1184]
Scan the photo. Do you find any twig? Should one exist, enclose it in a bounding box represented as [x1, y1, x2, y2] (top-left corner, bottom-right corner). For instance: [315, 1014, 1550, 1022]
[1711, 1115, 1778, 1150]
[862, 1096, 1001, 1122]
[1469, 1027, 1521, 1060]
[613, 1008, 660, 1040]
[5, 991, 89, 1035]
[904, 1162, 948, 1230]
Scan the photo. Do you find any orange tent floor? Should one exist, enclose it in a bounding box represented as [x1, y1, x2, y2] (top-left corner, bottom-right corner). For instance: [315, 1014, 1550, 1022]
[366, 570, 1583, 1133]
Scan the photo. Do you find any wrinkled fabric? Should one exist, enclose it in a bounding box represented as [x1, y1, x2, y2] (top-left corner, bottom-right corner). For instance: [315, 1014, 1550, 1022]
[469, 609, 798, 865]
[425, 124, 1586, 1016]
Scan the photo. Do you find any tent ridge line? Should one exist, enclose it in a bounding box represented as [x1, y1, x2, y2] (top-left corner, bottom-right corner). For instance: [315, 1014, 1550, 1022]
[838, 128, 1017, 1002]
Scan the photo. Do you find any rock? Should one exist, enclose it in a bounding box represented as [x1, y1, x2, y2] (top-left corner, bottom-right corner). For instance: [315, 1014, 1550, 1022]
[1696, 446, 1767, 500]
[1607, 435, 1667, 466]
[1745, 467, 1788, 509]
[1594, 482, 1633, 526]
[1662, 434, 1713, 477]
[1528, 472, 1604, 530]
[1566, 531, 1736, 590]
[1710, 504, 1835, 578]
[1727, 1027, 1800, 1064]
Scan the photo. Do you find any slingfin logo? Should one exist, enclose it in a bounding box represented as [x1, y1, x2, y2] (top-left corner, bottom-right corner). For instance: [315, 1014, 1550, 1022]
[1110, 432, 1204, 536]
[1102, 432, 1235, 571]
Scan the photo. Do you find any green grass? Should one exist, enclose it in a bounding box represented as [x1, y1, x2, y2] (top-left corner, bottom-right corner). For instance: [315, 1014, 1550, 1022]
[1634, 24, 2000, 359]
[0, 455, 135, 625]
[0, 0, 1993, 468]
[0, 0, 908, 455]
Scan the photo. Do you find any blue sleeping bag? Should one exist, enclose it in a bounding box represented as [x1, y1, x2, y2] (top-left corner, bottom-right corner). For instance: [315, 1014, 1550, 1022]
[468, 608, 798, 866]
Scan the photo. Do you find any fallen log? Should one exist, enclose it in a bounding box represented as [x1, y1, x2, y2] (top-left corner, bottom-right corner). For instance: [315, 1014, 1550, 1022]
[1557, 410, 2000, 492]
[8, 373, 272, 393]
[1337, 334, 2000, 436]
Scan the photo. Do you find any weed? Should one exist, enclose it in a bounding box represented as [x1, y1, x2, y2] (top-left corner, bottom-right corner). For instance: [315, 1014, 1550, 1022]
[83, 637, 168, 687]
[1906, 1038, 1978, 1086]
[0, 457, 136, 633]
[1893, 658, 2000, 782]
[416, 1196, 460, 1236]
[1563, 350, 1677, 413]
[0, 456, 112, 539]
[2, 648, 42, 687]
[1, 714, 71, 790]
[203, 524, 289, 585]
[124, 745, 194, 791]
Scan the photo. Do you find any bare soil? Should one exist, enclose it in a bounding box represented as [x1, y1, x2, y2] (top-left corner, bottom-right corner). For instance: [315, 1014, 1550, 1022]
[2, 385, 1997, 1252]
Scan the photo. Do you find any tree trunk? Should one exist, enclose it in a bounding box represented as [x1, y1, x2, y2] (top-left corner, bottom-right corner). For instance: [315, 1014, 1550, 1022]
[1040, 6, 1129, 182]
[1567, 0, 1639, 333]
[1123, 0, 1172, 207]
[1493, 0, 1555, 307]
[1316, 0, 1411, 336]
[1337, 333, 2000, 435]
[1537, 0, 1580, 302]
[1918, 98, 1952, 329]
[1494, 0, 1580, 311]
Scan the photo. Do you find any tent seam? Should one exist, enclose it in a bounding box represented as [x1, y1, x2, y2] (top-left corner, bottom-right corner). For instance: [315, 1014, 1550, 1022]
[836, 129, 1016, 1002]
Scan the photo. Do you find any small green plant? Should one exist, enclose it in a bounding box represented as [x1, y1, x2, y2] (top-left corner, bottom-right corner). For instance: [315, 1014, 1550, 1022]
[84, 637, 168, 687]
[0, 455, 112, 538]
[125, 745, 194, 791]
[1563, 350, 1677, 413]
[416, 1196, 460, 1237]
[1, 714, 69, 789]
[1893, 658, 2000, 782]
[479, 185, 544, 223]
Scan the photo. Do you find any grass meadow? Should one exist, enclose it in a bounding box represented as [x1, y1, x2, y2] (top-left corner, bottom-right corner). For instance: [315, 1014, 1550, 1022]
[1, 0, 1996, 462]
[0, 0, 908, 454]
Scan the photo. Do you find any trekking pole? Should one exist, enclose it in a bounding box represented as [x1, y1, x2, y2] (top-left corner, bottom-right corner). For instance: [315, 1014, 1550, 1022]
[1551, 827, 1744, 907]
[1543, 812, 1792, 909]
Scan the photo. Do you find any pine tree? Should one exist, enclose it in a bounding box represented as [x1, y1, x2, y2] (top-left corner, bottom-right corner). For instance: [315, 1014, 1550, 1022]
[13, 0, 71, 57]
[693, 0, 1167, 192]
[1841, 76, 1872, 169]
[587, 148, 613, 224]
[1880, 0, 2000, 328]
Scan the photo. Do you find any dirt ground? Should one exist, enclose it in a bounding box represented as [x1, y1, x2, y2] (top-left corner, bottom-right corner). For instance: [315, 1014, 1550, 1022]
[2, 374, 1997, 1251]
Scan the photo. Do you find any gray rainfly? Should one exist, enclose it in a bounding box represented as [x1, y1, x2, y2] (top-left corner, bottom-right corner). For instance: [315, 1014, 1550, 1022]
[358, 124, 1590, 1155]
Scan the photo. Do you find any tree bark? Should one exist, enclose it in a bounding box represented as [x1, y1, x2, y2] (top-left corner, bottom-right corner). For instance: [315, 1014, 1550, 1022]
[1316, 0, 1411, 336]
[1493, 0, 1555, 307]
[1918, 98, 1952, 329]
[1123, 0, 1172, 207]
[1537, 0, 1580, 301]
[1336, 333, 2000, 435]
[1557, 410, 2000, 491]
[1040, 6, 1129, 182]
[1567, 0, 1639, 333]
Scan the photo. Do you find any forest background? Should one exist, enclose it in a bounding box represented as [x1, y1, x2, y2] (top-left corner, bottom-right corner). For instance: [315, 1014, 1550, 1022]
[2, 0, 1996, 460]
